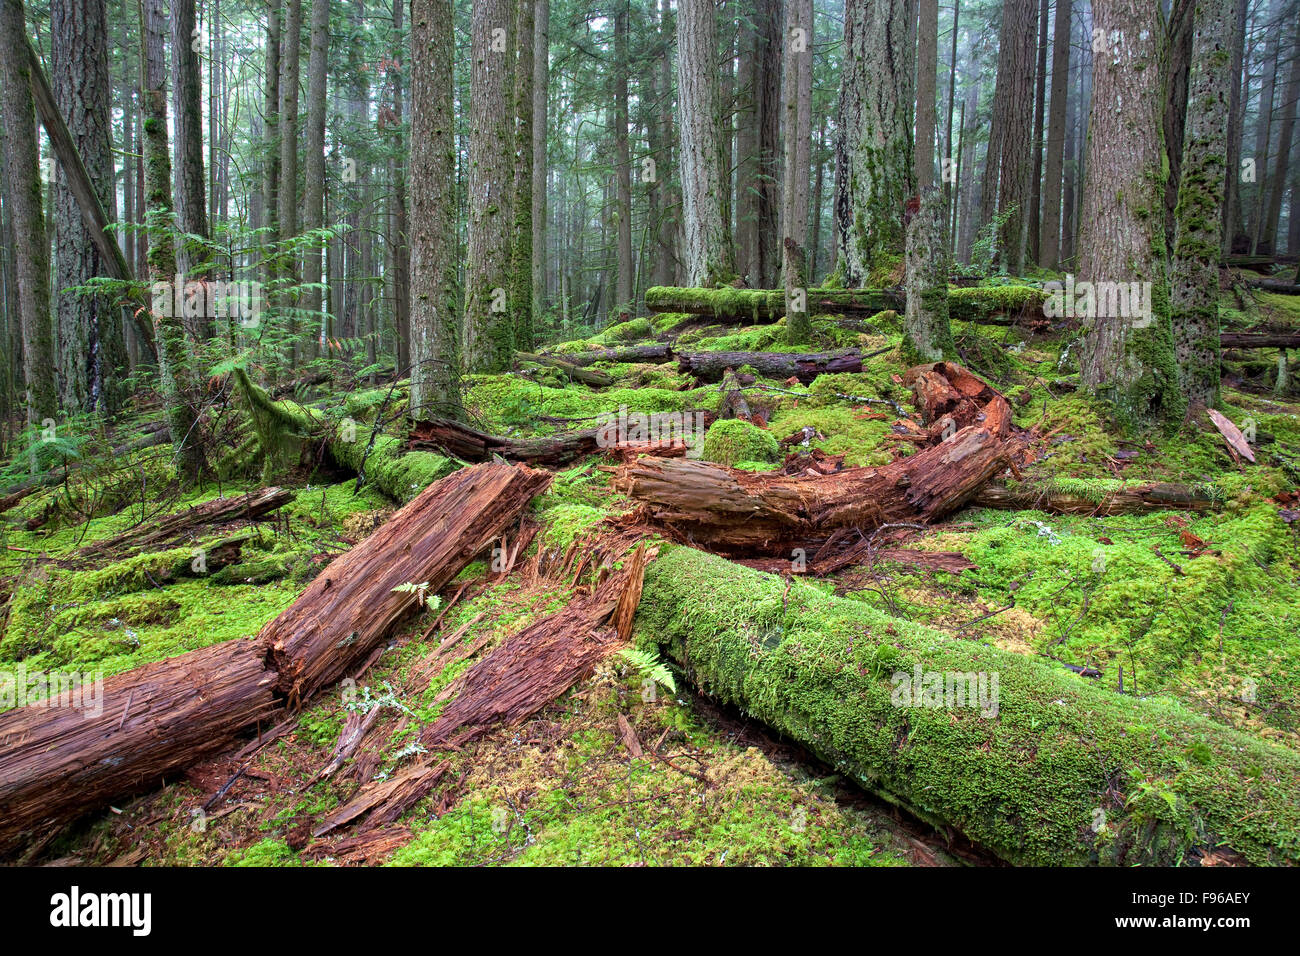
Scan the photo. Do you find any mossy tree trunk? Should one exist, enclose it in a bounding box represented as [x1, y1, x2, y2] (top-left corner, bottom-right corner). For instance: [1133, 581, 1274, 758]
[781, 0, 812, 344]
[464, 0, 516, 372]
[0, 0, 57, 426]
[170, 0, 210, 338]
[1077, 0, 1184, 429]
[301, 0, 331, 355]
[1039, 0, 1072, 269]
[509, 0, 536, 350]
[277, 0, 302, 363]
[409, 0, 462, 417]
[141, 0, 207, 479]
[832, 0, 913, 286]
[903, 188, 953, 362]
[677, 0, 735, 287]
[1171, 0, 1236, 410]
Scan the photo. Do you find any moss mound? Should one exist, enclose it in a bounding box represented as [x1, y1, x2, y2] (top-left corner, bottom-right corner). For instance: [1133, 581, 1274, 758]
[701, 419, 780, 468]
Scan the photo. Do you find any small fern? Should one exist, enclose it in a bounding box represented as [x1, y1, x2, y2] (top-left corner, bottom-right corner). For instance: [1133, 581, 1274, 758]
[618, 647, 676, 694]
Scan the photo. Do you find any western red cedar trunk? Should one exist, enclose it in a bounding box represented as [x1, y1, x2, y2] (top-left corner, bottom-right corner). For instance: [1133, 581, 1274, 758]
[52, 0, 128, 413]
[833, 0, 914, 286]
[1163, 0, 1195, 252]
[1172, 0, 1236, 410]
[463, 0, 516, 371]
[0, 0, 57, 424]
[1027, 0, 1048, 266]
[509, 0, 536, 348]
[1040, 0, 1071, 269]
[736, 0, 781, 289]
[1077, 0, 1183, 428]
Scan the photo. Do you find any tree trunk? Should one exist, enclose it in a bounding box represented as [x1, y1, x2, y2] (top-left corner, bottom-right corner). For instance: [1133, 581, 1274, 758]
[262, 0, 282, 266]
[170, 0, 210, 338]
[409, 0, 462, 417]
[141, 0, 207, 478]
[1222, 0, 1249, 254]
[677, 0, 735, 286]
[1263, 9, 1300, 252]
[903, 189, 953, 361]
[463, 0, 516, 371]
[1171, 0, 1236, 410]
[1162, 0, 1195, 254]
[1248, 1, 1281, 255]
[52, 0, 127, 414]
[1040, 0, 1072, 269]
[833, 0, 913, 285]
[531, 0, 549, 324]
[387, 0, 411, 373]
[0, 0, 57, 425]
[915, 0, 938, 192]
[509, 0, 536, 349]
[979, 0, 1036, 275]
[278, 0, 303, 361]
[1076, 0, 1183, 427]
[1028, 0, 1049, 265]
[612, 0, 633, 311]
[301, 0, 331, 358]
[736, 0, 781, 289]
[782, 0, 813, 343]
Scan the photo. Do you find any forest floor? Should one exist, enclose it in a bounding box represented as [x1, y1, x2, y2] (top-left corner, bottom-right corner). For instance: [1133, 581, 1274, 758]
[2, 272, 1298, 866]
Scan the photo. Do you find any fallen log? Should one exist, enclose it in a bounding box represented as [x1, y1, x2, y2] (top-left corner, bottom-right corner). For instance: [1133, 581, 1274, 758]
[1220, 330, 1300, 348]
[677, 348, 863, 384]
[407, 414, 716, 467]
[541, 344, 673, 367]
[0, 640, 280, 857]
[616, 364, 1024, 554]
[261, 462, 552, 704]
[1242, 277, 1300, 294]
[636, 546, 1300, 865]
[515, 351, 614, 387]
[69, 487, 291, 564]
[0, 462, 550, 856]
[971, 481, 1218, 515]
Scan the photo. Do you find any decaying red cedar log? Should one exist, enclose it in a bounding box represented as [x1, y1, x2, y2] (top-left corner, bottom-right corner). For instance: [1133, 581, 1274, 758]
[541, 343, 674, 367]
[616, 377, 1021, 554]
[903, 360, 1002, 427]
[422, 544, 651, 749]
[70, 487, 291, 563]
[0, 463, 551, 856]
[0, 640, 280, 857]
[678, 348, 863, 384]
[408, 415, 716, 468]
[971, 481, 1218, 515]
[262, 462, 552, 704]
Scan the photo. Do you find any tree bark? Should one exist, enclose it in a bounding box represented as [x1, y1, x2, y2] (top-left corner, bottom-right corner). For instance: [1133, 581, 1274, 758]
[463, 0, 516, 371]
[0, 0, 57, 424]
[677, 0, 735, 286]
[1171, 0, 1236, 410]
[1039, 0, 1072, 269]
[409, 0, 461, 417]
[903, 188, 953, 361]
[782, 0, 813, 343]
[833, 0, 913, 285]
[737, 0, 782, 289]
[509, 0, 536, 349]
[302, 0, 331, 358]
[677, 347, 865, 384]
[1077, 0, 1183, 427]
[531, 0, 549, 324]
[278, 0, 303, 361]
[170, 0, 210, 332]
[915, 0, 938, 192]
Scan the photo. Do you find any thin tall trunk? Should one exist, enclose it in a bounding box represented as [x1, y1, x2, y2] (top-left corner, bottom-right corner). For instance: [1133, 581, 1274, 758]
[783, 0, 813, 343]
[0, 0, 57, 424]
[278, 0, 303, 361]
[1040, 0, 1072, 270]
[1028, 0, 1048, 265]
[262, 0, 282, 267]
[141, 0, 206, 476]
[531, 0, 549, 322]
[915, 0, 938, 192]
[1163, 0, 1195, 253]
[170, 0, 211, 331]
[1263, 16, 1300, 252]
[1223, 0, 1249, 253]
[612, 0, 633, 311]
[388, 0, 410, 372]
[302, 0, 331, 358]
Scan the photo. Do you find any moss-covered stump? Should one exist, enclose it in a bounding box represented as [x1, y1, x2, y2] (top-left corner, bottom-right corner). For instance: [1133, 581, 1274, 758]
[700, 419, 780, 468]
[636, 547, 1300, 866]
[234, 368, 452, 502]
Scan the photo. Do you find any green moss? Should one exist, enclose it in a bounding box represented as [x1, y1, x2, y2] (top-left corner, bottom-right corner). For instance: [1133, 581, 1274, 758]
[700, 419, 780, 468]
[637, 546, 1300, 866]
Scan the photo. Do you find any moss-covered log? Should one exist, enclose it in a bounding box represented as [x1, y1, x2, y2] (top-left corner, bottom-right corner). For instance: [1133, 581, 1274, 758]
[1220, 330, 1300, 349]
[515, 351, 614, 387]
[542, 344, 674, 367]
[972, 481, 1219, 515]
[234, 368, 453, 502]
[636, 547, 1300, 865]
[678, 348, 863, 384]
